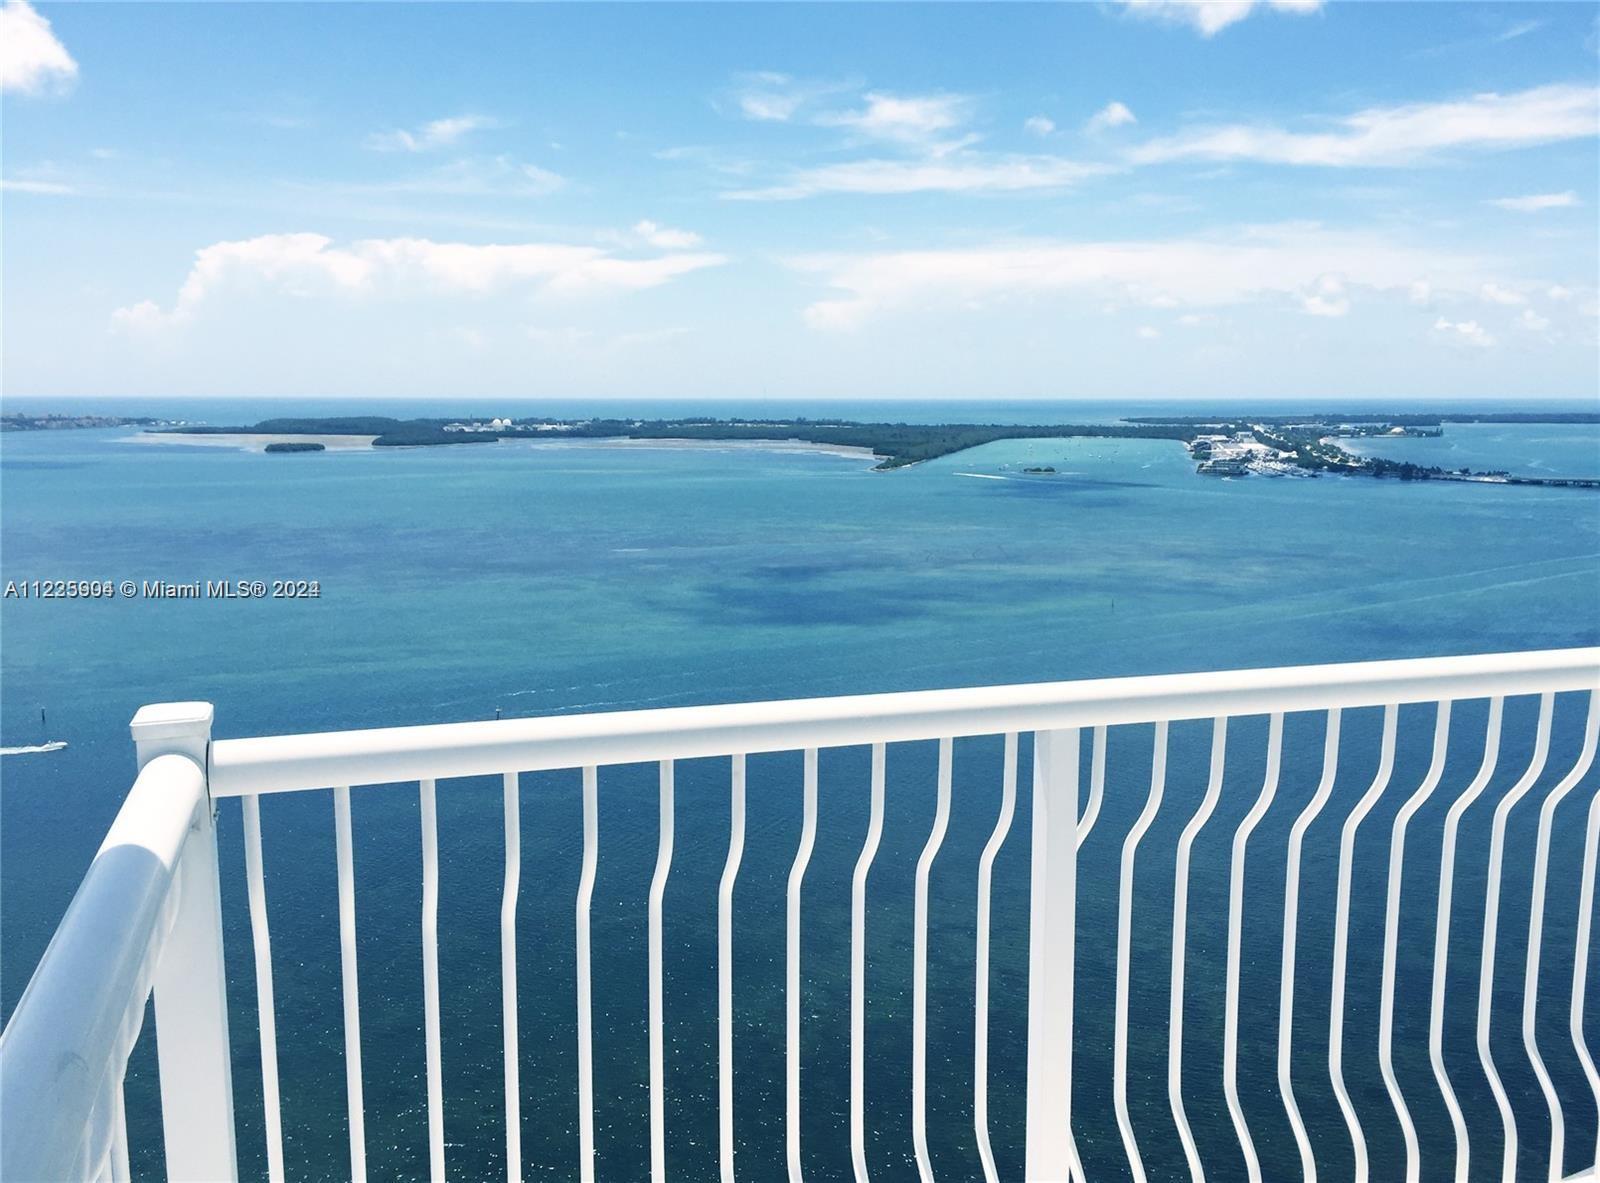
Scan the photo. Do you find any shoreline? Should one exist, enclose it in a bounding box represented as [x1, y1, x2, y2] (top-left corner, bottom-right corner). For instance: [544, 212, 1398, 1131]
[521, 436, 880, 462]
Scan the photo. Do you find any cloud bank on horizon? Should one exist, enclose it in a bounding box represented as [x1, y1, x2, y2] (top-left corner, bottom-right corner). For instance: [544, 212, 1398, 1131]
[2, 0, 1597, 399]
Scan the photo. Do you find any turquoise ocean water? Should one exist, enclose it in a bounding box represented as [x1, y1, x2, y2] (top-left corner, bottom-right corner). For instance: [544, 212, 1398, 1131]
[2, 400, 1598, 1181]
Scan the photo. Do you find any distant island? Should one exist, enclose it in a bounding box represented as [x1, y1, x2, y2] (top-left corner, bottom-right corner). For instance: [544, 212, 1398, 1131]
[263, 441, 325, 454]
[146, 411, 1600, 488]
[3, 413, 174, 432]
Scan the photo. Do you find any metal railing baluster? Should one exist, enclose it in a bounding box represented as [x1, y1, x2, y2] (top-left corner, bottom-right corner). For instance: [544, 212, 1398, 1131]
[1026, 728, 1083, 1182]
[912, 739, 953, 1183]
[242, 793, 286, 1183]
[1428, 698, 1503, 1182]
[1223, 713, 1283, 1182]
[1169, 718, 1229, 1181]
[1377, 704, 1454, 1181]
[500, 772, 521, 1183]
[1572, 742, 1600, 1176]
[332, 784, 367, 1183]
[1278, 710, 1342, 1182]
[974, 733, 1017, 1183]
[1114, 723, 1169, 1181]
[1477, 693, 1555, 1181]
[788, 749, 818, 1183]
[649, 761, 674, 1183]
[1328, 705, 1398, 1181]
[719, 755, 746, 1183]
[850, 744, 886, 1183]
[577, 766, 598, 1182]
[420, 778, 445, 1181]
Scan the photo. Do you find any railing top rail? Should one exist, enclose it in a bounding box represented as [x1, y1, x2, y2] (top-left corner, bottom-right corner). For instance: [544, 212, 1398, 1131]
[209, 648, 1600, 796]
[0, 754, 205, 1181]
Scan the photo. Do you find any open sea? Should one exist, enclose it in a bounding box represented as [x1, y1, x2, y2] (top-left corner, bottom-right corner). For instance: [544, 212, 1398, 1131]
[3, 398, 1598, 1181]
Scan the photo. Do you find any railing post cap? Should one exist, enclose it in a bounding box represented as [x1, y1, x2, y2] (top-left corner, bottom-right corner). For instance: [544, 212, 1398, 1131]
[130, 702, 215, 741]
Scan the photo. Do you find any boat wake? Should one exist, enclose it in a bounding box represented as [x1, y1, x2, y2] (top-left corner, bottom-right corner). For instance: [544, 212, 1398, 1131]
[0, 742, 67, 756]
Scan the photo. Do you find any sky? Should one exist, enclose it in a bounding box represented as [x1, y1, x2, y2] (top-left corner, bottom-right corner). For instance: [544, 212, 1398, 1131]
[1, 0, 1597, 402]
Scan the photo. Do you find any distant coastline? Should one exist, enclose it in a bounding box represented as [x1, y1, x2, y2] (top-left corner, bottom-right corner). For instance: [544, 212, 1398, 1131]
[140, 411, 1600, 487]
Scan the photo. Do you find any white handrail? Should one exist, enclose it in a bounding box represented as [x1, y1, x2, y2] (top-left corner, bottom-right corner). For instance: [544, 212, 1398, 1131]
[209, 649, 1600, 794]
[0, 754, 204, 1181]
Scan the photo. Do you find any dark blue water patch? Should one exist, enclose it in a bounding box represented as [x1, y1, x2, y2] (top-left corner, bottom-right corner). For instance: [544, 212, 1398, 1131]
[699, 575, 936, 627]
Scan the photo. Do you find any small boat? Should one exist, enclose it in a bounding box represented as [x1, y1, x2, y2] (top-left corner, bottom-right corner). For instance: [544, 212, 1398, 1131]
[1, 709, 67, 756]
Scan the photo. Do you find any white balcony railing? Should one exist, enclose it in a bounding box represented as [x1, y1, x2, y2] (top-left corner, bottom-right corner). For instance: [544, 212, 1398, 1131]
[2, 649, 1598, 1181]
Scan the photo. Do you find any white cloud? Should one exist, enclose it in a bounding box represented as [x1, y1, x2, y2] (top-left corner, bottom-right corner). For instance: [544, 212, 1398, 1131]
[0, 177, 76, 195]
[1177, 312, 1219, 327]
[1086, 101, 1137, 134]
[816, 92, 971, 146]
[1024, 115, 1056, 137]
[1480, 282, 1526, 306]
[631, 220, 703, 249]
[1518, 308, 1552, 332]
[1433, 316, 1495, 348]
[365, 115, 495, 153]
[1137, 325, 1161, 340]
[1117, 0, 1323, 37]
[1408, 280, 1433, 305]
[733, 72, 808, 122]
[1130, 83, 1600, 167]
[307, 155, 566, 199]
[788, 224, 1509, 331]
[1497, 19, 1544, 43]
[112, 232, 725, 329]
[724, 154, 1112, 200]
[0, 0, 77, 95]
[1488, 190, 1580, 212]
[1300, 273, 1349, 317]
[1548, 285, 1573, 301]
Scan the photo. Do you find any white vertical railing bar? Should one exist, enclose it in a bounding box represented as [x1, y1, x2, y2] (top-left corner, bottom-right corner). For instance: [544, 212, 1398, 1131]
[420, 778, 446, 1182]
[1025, 729, 1084, 1183]
[851, 743, 886, 1183]
[1078, 726, 1107, 841]
[1428, 698, 1504, 1182]
[649, 761, 674, 1183]
[242, 794, 286, 1183]
[719, 754, 747, 1183]
[1572, 739, 1600, 1176]
[1477, 692, 1555, 1183]
[1328, 704, 1398, 1183]
[576, 766, 598, 1183]
[1113, 722, 1169, 1182]
[500, 772, 521, 1183]
[1223, 712, 1283, 1183]
[1523, 693, 1599, 1182]
[1168, 717, 1228, 1182]
[332, 785, 368, 1183]
[109, 1078, 129, 1183]
[788, 749, 819, 1183]
[1377, 703, 1453, 1183]
[912, 739, 953, 1183]
[1278, 709, 1342, 1183]
[974, 733, 1018, 1183]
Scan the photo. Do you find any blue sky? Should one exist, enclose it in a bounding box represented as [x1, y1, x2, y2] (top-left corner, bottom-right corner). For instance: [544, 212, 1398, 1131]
[2, 1, 1597, 401]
